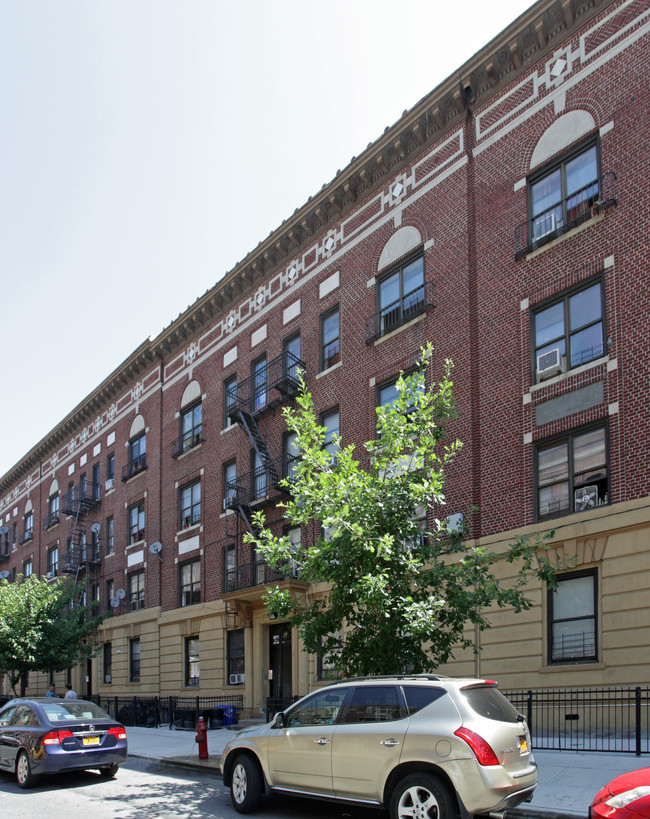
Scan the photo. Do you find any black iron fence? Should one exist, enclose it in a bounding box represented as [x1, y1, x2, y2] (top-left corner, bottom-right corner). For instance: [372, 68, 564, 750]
[90, 694, 244, 730]
[503, 686, 650, 756]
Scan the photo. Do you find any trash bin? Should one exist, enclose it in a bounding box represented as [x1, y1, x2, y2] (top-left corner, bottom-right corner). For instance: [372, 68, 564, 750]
[217, 704, 237, 726]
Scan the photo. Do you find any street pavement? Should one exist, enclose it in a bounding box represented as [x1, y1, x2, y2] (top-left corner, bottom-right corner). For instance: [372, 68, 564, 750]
[125, 724, 649, 818]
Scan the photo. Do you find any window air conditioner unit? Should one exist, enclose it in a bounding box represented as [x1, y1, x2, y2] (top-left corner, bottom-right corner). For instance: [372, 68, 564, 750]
[224, 490, 237, 509]
[536, 347, 563, 380]
[105, 478, 115, 491]
[46, 571, 56, 580]
[229, 673, 245, 685]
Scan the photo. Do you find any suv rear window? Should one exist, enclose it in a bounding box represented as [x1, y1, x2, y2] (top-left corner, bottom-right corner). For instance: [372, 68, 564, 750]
[403, 686, 446, 715]
[462, 686, 521, 723]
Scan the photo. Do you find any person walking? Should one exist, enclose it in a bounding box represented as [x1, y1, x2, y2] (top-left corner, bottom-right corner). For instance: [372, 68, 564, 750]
[64, 683, 77, 699]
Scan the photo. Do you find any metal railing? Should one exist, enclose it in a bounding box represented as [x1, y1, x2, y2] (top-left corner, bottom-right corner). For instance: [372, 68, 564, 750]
[503, 686, 650, 755]
[62, 544, 101, 572]
[515, 171, 617, 259]
[171, 427, 204, 458]
[226, 351, 305, 419]
[366, 281, 434, 345]
[225, 557, 300, 594]
[122, 454, 147, 482]
[61, 481, 101, 515]
[224, 455, 295, 509]
[91, 694, 244, 729]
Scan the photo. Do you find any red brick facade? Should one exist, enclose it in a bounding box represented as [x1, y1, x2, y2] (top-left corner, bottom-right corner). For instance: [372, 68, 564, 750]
[1, 0, 649, 703]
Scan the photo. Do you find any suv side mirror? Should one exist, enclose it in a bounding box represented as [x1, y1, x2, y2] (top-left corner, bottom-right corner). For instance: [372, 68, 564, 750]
[272, 712, 286, 728]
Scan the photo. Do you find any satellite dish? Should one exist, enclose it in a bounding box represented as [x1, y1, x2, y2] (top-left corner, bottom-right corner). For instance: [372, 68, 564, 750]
[0, 526, 8, 535]
[110, 597, 120, 608]
[149, 541, 162, 554]
[116, 588, 126, 600]
[91, 523, 101, 534]
[0, 570, 9, 580]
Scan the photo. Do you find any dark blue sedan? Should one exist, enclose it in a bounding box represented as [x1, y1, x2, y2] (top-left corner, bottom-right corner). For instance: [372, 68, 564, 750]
[0, 697, 128, 788]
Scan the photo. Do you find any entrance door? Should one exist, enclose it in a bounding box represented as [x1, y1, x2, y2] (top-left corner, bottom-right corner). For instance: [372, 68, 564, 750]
[86, 658, 92, 697]
[269, 623, 292, 700]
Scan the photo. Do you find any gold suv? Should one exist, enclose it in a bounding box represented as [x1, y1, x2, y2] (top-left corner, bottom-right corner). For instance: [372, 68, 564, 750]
[221, 674, 537, 818]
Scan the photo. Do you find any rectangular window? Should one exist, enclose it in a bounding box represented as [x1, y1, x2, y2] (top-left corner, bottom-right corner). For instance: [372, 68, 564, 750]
[283, 431, 299, 481]
[128, 570, 145, 612]
[378, 372, 425, 412]
[129, 638, 141, 682]
[179, 559, 201, 607]
[126, 433, 146, 479]
[180, 402, 203, 453]
[548, 570, 597, 664]
[106, 579, 114, 613]
[128, 501, 145, 544]
[227, 629, 245, 683]
[252, 450, 266, 500]
[321, 409, 340, 459]
[92, 463, 101, 500]
[529, 142, 599, 243]
[321, 307, 340, 371]
[377, 253, 425, 337]
[47, 546, 59, 577]
[536, 425, 608, 520]
[224, 375, 238, 428]
[317, 630, 343, 681]
[106, 516, 114, 556]
[23, 512, 33, 542]
[283, 333, 301, 383]
[46, 495, 60, 529]
[252, 357, 267, 412]
[179, 480, 201, 529]
[185, 636, 200, 686]
[23, 559, 33, 577]
[103, 642, 112, 684]
[533, 279, 605, 378]
[106, 453, 115, 488]
[224, 460, 237, 509]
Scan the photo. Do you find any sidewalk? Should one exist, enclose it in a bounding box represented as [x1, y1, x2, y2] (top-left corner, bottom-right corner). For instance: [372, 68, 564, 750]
[125, 725, 648, 817]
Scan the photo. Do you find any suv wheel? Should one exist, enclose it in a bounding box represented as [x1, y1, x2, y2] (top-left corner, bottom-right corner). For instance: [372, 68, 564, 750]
[230, 754, 263, 814]
[390, 772, 456, 819]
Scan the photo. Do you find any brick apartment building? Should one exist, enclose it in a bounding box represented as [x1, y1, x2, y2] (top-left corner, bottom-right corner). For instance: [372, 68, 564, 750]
[1, 0, 648, 713]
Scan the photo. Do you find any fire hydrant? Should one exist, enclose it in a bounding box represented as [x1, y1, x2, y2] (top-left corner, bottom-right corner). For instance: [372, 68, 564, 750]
[195, 715, 209, 759]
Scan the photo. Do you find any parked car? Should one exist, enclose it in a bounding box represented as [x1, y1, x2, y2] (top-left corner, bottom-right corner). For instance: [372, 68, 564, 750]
[0, 697, 128, 788]
[221, 674, 537, 818]
[590, 768, 650, 819]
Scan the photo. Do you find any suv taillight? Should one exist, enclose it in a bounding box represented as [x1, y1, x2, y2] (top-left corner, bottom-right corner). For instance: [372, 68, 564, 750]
[108, 726, 127, 740]
[42, 729, 74, 745]
[454, 727, 499, 766]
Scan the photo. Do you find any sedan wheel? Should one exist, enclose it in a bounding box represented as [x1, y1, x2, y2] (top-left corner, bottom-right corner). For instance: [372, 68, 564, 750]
[230, 754, 263, 814]
[99, 763, 120, 778]
[16, 750, 39, 789]
[390, 773, 455, 819]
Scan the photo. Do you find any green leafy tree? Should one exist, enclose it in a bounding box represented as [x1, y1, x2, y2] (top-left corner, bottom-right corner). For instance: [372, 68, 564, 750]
[248, 344, 561, 677]
[0, 574, 106, 696]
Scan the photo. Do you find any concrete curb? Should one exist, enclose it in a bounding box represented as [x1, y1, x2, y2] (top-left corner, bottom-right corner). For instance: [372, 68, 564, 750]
[504, 809, 586, 819]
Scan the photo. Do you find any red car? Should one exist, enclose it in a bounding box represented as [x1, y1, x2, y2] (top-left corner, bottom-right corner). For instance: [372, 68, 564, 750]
[591, 768, 650, 819]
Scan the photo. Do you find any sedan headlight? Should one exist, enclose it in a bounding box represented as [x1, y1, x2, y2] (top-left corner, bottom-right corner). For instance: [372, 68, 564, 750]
[606, 786, 650, 808]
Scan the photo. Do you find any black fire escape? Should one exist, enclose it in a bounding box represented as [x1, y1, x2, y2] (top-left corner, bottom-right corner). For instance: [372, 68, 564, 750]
[223, 350, 304, 594]
[61, 480, 102, 596]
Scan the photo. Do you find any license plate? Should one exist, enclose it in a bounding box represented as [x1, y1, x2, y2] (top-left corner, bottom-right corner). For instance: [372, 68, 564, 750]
[83, 736, 100, 746]
[519, 736, 528, 753]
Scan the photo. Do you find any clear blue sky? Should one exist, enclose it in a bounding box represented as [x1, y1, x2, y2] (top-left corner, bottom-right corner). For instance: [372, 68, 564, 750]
[0, 0, 534, 478]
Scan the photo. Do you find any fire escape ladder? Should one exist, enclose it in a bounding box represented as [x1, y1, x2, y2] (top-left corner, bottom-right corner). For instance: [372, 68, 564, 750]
[236, 409, 281, 486]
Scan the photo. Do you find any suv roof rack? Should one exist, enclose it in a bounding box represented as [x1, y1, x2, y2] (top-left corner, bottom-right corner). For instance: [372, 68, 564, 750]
[327, 674, 448, 686]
